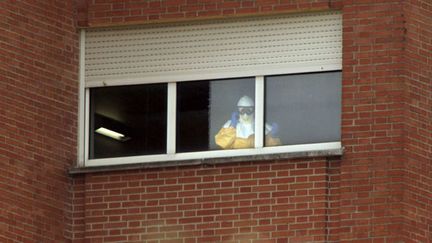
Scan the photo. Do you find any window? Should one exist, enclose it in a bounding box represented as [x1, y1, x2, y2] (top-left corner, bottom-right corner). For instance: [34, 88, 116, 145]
[265, 72, 341, 146]
[177, 77, 255, 152]
[79, 11, 342, 167]
[90, 83, 167, 159]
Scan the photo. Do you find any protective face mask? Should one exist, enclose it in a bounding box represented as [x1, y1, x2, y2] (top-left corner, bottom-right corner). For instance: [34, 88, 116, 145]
[239, 107, 254, 115]
[239, 112, 254, 124]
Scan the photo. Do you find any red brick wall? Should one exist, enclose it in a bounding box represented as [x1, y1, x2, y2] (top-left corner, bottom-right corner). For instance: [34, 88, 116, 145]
[341, 1, 406, 241]
[73, 159, 339, 242]
[0, 0, 79, 242]
[71, 1, 347, 242]
[1, 0, 430, 242]
[402, 0, 432, 242]
[79, 0, 341, 27]
[70, 0, 422, 242]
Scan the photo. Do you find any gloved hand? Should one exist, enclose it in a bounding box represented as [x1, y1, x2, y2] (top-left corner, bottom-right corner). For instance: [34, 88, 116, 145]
[230, 111, 239, 128]
[270, 122, 279, 136]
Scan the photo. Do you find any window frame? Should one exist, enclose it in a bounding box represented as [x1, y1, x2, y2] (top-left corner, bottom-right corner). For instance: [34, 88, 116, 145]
[79, 67, 341, 167]
[77, 14, 343, 168]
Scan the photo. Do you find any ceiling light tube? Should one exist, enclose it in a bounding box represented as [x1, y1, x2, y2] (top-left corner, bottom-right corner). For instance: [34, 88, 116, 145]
[95, 127, 129, 141]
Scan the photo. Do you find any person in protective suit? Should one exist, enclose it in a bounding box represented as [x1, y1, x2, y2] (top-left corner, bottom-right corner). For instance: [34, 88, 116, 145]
[215, 95, 281, 149]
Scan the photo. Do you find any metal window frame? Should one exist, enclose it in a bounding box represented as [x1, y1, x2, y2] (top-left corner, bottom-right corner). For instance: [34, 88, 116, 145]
[81, 73, 342, 168]
[77, 30, 86, 167]
[78, 21, 343, 168]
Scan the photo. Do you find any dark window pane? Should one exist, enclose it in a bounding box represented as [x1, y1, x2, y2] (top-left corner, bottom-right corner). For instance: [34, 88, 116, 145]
[90, 84, 167, 159]
[176, 80, 210, 152]
[177, 78, 255, 152]
[265, 71, 341, 146]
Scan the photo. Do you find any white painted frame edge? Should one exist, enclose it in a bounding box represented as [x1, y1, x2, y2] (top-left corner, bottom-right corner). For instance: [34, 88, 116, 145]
[84, 64, 342, 88]
[167, 83, 177, 154]
[254, 76, 264, 149]
[77, 30, 86, 167]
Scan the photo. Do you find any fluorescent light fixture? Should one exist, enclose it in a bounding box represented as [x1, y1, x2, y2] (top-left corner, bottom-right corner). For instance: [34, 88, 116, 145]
[95, 127, 129, 141]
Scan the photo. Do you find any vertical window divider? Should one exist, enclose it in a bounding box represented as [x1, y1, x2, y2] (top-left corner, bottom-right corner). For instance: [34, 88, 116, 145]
[79, 30, 86, 166]
[167, 82, 177, 154]
[255, 76, 264, 149]
[84, 89, 90, 163]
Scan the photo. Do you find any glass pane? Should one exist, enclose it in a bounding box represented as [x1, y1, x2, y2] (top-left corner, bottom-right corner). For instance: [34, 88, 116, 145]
[89, 83, 167, 159]
[177, 78, 255, 152]
[265, 71, 341, 146]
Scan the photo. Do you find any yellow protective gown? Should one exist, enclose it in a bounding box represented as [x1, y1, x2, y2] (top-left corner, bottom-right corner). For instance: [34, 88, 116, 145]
[215, 123, 281, 149]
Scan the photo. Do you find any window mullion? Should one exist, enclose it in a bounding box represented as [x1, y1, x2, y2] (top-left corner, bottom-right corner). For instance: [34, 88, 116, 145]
[79, 30, 86, 166]
[255, 76, 264, 148]
[84, 90, 90, 163]
[167, 82, 177, 154]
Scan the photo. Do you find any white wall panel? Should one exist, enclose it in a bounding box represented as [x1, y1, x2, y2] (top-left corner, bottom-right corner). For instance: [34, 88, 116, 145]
[84, 11, 342, 87]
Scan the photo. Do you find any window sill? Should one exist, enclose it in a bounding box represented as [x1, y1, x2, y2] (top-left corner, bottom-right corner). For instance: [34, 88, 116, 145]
[69, 147, 343, 175]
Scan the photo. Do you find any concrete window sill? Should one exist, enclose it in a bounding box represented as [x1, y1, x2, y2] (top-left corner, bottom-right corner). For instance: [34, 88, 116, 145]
[69, 148, 343, 175]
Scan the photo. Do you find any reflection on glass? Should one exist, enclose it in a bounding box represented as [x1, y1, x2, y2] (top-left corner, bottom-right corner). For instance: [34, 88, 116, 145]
[90, 84, 167, 159]
[177, 78, 255, 152]
[265, 71, 341, 146]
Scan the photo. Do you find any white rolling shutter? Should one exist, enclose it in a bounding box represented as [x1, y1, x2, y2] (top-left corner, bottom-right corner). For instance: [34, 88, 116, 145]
[84, 11, 342, 87]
